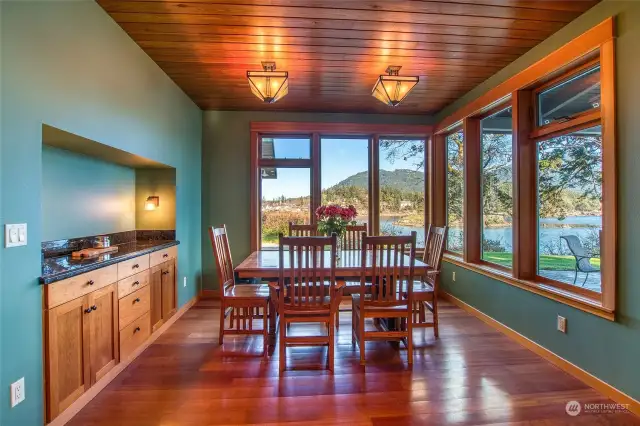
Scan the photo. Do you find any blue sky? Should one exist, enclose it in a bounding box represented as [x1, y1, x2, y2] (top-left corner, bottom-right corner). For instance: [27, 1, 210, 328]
[262, 138, 424, 200]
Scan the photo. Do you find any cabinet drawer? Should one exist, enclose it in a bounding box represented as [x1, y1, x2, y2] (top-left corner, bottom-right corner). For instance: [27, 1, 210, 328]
[45, 264, 117, 309]
[117, 254, 149, 281]
[117, 270, 150, 299]
[119, 286, 150, 330]
[119, 312, 150, 361]
[149, 246, 177, 268]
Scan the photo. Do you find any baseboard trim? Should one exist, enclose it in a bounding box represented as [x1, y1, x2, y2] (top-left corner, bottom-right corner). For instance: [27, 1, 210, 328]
[47, 295, 200, 426]
[200, 289, 219, 299]
[441, 292, 640, 417]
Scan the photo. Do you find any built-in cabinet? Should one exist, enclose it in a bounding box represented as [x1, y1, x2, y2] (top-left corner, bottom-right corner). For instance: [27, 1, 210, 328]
[44, 246, 177, 423]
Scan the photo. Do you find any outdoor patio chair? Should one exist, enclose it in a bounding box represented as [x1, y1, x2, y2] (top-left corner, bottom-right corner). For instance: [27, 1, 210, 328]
[560, 235, 600, 287]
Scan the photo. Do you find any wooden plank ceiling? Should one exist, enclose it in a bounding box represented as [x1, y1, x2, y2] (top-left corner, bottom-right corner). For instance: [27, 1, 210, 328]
[97, 0, 599, 115]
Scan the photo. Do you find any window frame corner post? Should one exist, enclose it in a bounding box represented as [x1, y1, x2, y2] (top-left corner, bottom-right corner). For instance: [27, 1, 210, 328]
[432, 134, 447, 228]
[250, 131, 260, 251]
[311, 132, 321, 224]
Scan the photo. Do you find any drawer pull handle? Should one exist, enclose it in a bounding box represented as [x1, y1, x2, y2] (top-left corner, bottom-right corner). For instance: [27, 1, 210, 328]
[84, 308, 93, 314]
[134, 298, 141, 303]
[163, 254, 169, 258]
[91, 305, 97, 311]
[87, 280, 95, 286]
[132, 264, 140, 269]
[133, 281, 140, 286]
[134, 327, 141, 333]
[162, 271, 169, 276]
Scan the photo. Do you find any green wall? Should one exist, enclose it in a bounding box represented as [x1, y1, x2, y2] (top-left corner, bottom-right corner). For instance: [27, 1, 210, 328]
[201, 111, 433, 290]
[42, 145, 137, 241]
[439, 0, 640, 402]
[0, 2, 202, 425]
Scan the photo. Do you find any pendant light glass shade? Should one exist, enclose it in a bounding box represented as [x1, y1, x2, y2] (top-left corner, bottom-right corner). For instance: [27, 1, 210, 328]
[372, 66, 419, 107]
[247, 61, 289, 104]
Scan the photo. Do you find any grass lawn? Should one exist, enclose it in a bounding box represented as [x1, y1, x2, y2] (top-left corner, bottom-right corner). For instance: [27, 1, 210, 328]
[482, 252, 600, 270]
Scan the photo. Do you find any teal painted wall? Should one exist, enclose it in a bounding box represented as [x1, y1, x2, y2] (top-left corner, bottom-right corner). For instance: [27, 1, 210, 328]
[439, 0, 640, 402]
[201, 111, 434, 290]
[0, 2, 202, 425]
[42, 146, 136, 241]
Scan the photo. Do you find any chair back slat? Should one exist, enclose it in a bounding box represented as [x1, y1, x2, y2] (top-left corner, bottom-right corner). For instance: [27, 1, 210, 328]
[360, 232, 416, 305]
[288, 222, 318, 237]
[209, 225, 236, 299]
[342, 224, 367, 250]
[279, 234, 336, 311]
[422, 225, 448, 284]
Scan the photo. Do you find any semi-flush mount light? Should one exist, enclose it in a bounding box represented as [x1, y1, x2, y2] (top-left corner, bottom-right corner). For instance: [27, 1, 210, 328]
[247, 61, 289, 103]
[372, 65, 419, 107]
[145, 196, 159, 211]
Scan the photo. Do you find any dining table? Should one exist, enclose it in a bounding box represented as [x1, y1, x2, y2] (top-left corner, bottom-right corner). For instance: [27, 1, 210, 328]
[235, 249, 431, 334]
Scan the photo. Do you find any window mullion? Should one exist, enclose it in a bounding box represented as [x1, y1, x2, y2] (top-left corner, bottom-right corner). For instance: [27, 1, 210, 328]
[463, 117, 482, 263]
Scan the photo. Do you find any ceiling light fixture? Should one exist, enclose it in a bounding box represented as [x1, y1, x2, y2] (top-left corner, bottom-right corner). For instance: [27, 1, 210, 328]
[372, 66, 419, 107]
[247, 61, 289, 104]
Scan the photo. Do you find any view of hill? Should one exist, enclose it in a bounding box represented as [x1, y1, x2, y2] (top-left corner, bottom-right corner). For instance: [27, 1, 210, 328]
[332, 169, 424, 193]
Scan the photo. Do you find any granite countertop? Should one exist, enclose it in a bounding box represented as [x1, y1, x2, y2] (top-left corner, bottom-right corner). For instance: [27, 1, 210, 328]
[40, 240, 179, 284]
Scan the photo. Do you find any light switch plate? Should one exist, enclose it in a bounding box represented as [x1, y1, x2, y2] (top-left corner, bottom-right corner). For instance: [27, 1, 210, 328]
[5, 224, 28, 248]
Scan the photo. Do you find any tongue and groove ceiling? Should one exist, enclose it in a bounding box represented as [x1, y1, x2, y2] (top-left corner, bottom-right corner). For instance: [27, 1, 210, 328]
[97, 0, 599, 114]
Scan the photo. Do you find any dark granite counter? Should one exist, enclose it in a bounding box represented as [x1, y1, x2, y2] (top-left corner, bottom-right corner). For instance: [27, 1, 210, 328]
[40, 240, 179, 284]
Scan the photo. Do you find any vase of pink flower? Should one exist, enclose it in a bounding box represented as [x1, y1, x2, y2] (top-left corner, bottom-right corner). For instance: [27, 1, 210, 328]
[315, 204, 358, 259]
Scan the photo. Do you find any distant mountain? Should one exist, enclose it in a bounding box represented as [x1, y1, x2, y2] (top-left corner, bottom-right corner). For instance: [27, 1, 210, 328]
[331, 169, 424, 193]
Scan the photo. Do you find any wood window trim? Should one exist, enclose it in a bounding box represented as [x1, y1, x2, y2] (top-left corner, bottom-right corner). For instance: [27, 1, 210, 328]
[444, 255, 614, 321]
[433, 18, 617, 318]
[250, 123, 433, 251]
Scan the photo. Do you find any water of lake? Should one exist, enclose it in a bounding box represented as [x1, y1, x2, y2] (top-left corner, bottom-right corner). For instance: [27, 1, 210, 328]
[381, 215, 602, 251]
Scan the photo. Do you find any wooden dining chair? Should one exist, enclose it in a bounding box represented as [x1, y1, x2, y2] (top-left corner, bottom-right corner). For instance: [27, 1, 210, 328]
[341, 224, 368, 250]
[288, 222, 318, 237]
[412, 225, 448, 338]
[352, 232, 416, 365]
[209, 225, 270, 357]
[276, 233, 343, 373]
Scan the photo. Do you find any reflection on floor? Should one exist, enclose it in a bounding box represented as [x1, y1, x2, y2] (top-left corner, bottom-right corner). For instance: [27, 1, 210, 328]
[68, 298, 637, 426]
[539, 270, 601, 292]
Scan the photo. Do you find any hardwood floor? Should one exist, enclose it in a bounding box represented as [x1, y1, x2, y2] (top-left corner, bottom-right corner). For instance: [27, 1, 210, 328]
[68, 299, 639, 425]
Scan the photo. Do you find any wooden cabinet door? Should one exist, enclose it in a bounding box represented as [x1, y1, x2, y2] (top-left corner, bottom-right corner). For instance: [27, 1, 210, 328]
[46, 296, 91, 422]
[161, 260, 177, 321]
[150, 264, 164, 332]
[88, 283, 119, 384]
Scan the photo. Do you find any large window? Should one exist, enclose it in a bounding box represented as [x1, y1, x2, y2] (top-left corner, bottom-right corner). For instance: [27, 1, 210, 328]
[252, 126, 432, 250]
[433, 22, 615, 318]
[446, 130, 464, 252]
[537, 126, 602, 292]
[481, 108, 513, 268]
[379, 138, 426, 246]
[321, 138, 369, 227]
[260, 168, 311, 248]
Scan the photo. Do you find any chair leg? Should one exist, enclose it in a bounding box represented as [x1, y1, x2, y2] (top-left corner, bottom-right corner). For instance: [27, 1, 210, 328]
[279, 316, 286, 374]
[418, 301, 426, 323]
[432, 299, 439, 339]
[328, 316, 335, 372]
[359, 314, 366, 365]
[219, 303, 225, 346]
[263, 302, 268, 359]
[351, 304, 356, 348]
[407, 313, 413, 365]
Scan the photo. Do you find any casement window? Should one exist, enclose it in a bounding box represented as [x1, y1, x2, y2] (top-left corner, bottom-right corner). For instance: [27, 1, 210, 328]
[445, 130, 464, 253]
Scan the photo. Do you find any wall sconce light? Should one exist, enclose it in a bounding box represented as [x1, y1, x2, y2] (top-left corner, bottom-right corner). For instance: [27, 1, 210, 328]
[145, 196, 159, 211]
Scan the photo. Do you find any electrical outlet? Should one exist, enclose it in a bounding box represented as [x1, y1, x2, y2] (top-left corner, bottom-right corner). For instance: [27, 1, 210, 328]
[452, 271, 456, 282]
[557, 315, 567, 333]
[183, 277, 187, 288]
[11, 377, 25, 407]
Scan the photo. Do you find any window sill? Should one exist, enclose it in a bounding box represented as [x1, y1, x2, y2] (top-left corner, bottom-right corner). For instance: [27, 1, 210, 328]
[443, 254, 614, 321]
